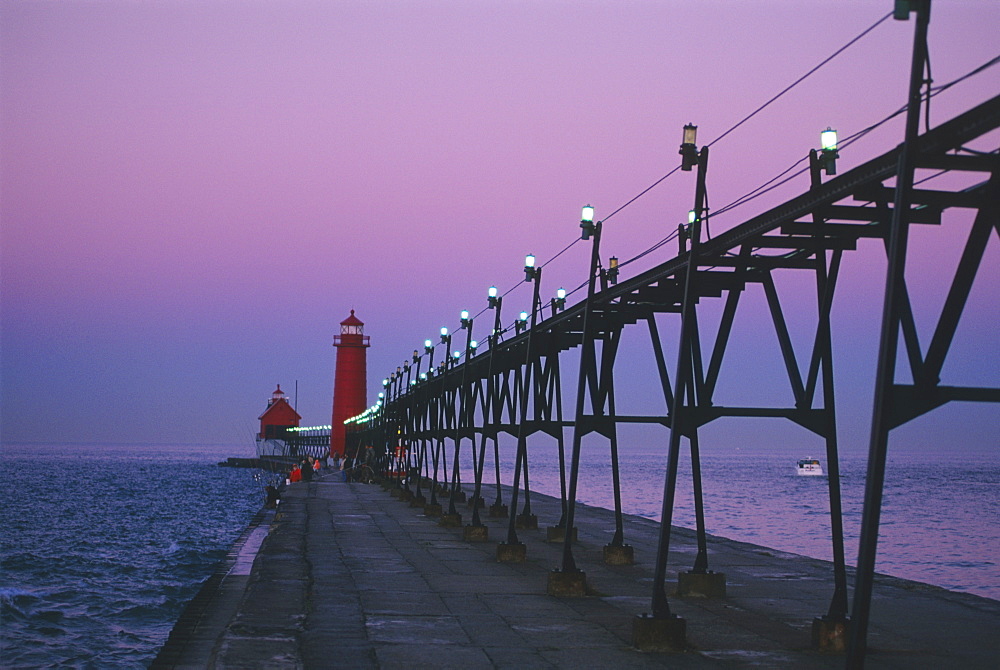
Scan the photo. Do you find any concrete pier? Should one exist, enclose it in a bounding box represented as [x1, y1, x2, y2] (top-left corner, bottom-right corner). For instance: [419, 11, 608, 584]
[153, 473, 1000, 668]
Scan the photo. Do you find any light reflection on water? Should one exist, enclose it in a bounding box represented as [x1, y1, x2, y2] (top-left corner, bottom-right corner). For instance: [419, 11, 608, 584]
[461, 443, 999, 600]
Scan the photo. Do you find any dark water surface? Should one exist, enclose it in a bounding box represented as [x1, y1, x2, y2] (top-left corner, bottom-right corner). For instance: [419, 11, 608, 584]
[2, 441, 997, 668]
[1, 443, 260, 669]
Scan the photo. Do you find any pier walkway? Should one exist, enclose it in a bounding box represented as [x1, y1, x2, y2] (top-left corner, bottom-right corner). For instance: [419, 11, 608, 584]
[154, 473, 1000, 669]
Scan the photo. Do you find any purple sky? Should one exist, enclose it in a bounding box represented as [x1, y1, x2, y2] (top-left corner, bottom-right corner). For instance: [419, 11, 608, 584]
[2, 1, 997, 452]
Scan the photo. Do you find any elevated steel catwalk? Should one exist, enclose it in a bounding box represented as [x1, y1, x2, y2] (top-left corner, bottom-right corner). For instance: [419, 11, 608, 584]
[352, 91, 999, 666]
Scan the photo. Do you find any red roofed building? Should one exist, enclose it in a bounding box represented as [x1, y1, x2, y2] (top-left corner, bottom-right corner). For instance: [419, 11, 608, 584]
[258, 384, 301, 439]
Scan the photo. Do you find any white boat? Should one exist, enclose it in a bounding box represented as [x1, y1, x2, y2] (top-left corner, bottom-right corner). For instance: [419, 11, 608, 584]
[797, 458, 824, 476]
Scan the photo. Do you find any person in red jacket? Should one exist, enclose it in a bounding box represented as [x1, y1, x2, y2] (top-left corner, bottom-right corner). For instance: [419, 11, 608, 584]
[289, 464, 302, 483]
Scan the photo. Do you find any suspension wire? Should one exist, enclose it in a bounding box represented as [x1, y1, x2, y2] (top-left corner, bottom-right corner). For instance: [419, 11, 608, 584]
[706, 11, 894, 150]
[616, 56, 989, 273]
[465, 237, 585, 329]
[602, 11, 894, 266]
[618, 228, 682, 269]
[400, 37, 1000, 376]
[930, 54, 1000, 95]
[541, 237, 582, 268]
[714, 54, 1000, 221]
[602, 166, 683, 224]
[715, 158, 812, 218]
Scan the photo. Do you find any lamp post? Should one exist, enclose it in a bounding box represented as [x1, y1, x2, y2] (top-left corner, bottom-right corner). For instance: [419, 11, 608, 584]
[504, 247, 545, 551]
[524, 253, 538, 282]
[580, 204, 595, 240]
[447, 310, 476, 516]
[561, 203, 609, 577]
[810, 127, 840, 183]
[647, 125, 713, 633]
[483, 284, 507, 517]
[607, 257, 619, 286]
[487, 286, 503, 343]
[551, 287, 567, 314]
[679, 123, 699, 171]
[440, 326, 450, 345]
[820, 127, 839, 175]
[515, 311, 528, 334]
[424, 339, 435, 372]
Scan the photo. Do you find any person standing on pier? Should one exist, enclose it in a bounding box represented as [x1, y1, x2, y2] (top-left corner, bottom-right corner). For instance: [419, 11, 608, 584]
[300, 458, 313, 483]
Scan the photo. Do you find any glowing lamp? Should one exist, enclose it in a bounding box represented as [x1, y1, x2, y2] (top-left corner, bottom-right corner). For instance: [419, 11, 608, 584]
[819, 127, 839, 176]
[821, 127, 838, 151]
[460, 310, 471, 328]
[553, 287, 567, 312]
[516, 310, 529, 334]
[470, 340, 478, 351]
[680, 123, 699, 171]
[524, 253, 538, 282]
[580, 204, 595, 240]
[688, 209, 697, 225]
[440, 326, 450, 344]
[424, 339, 433, 353]
[488, 285, 500, 309]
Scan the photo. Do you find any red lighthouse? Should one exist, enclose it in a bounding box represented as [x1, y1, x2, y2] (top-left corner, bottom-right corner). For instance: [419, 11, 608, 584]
[330, 310, 370, 457]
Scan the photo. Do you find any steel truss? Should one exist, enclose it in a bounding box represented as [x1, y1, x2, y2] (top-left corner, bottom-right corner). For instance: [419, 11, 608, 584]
[353, 83, 999, 665]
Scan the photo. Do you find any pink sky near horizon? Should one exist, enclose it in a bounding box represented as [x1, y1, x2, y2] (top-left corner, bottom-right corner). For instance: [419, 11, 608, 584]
[2, 1, 997, 451]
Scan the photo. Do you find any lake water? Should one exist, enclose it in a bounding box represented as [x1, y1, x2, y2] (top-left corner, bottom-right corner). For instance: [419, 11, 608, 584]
[0, 443, 261, 669]
[1, 441, 996, 667]
[459, 440, 1000, 600]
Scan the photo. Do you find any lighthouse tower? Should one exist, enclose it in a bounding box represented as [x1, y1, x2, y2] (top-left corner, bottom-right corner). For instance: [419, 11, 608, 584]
[330, 310, 370, 457]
